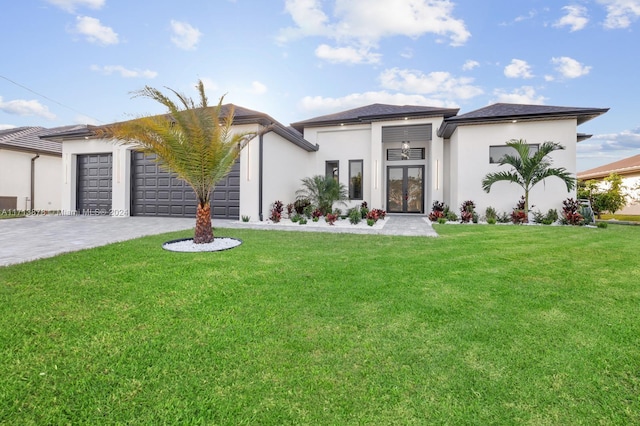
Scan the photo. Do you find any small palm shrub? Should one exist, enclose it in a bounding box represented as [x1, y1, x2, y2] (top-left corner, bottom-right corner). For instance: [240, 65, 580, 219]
[531, 209, 559, 225]
[296, 175, 348, 215]
[485, 206, 497, 223]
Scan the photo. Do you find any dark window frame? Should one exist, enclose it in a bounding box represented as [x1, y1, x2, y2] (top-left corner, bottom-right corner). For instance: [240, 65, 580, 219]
[349, 160, 364, 200]
[489, 144, 539, 164]
[325, 160, 339, 182]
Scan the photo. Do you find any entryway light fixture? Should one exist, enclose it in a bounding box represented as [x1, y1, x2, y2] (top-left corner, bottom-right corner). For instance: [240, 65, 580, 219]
[401, 140, 410, 160]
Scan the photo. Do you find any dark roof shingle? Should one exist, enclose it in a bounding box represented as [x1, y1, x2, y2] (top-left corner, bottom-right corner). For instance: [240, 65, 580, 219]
[0, 126, 63, 155]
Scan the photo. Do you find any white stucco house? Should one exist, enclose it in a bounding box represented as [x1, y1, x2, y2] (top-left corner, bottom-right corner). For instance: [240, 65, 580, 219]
[578, 154, 640, 215]
[42, 102, 608, 219]
[0, 126, 64, 211]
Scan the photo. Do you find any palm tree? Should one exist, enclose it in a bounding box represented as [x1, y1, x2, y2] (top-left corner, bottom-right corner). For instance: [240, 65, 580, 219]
[101, 80, 256, 243]
[482, 139, 576, 218]
[296, 175, 349, 215]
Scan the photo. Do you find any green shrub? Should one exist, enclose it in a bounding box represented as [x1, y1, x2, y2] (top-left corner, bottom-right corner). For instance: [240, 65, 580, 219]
[366, 218, 375, 226]
[348, 208, 361, 225]
[487, 217, 497, 225]
[241, 215, 250, 222]
[485, 206, 497, 222]
[597, 221, 608, 228]
[437, 217, 447, 224]
[299, 217, 307, 225]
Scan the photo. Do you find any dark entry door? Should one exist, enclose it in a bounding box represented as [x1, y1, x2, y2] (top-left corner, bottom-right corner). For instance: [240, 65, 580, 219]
[387, 166, 424, 213]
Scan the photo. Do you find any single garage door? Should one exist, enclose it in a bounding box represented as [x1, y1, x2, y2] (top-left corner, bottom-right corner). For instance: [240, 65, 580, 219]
[77, 154, 112, 214]
[131, 152, 240, 219]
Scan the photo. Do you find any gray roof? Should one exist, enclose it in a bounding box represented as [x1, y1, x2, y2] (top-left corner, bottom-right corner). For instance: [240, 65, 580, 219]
[291, 103, 459, 132]
[438, 103, 609, 138]
[0, 126, 66, 156]
[40, 105, 319, 152]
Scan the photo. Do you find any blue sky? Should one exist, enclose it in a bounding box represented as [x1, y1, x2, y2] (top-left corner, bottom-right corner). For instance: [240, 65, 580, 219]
[1, 0, 639, 171]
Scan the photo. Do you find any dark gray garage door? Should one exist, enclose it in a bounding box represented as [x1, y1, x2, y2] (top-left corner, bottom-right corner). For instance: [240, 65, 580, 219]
[131, 152, 240, 219]
[77, 154, 112, 214]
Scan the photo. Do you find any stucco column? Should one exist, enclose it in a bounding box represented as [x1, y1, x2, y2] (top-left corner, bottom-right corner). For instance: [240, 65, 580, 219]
[370, 123, 384, 209]
[430, 137, 444, 208]
[111, 147, 131, 216]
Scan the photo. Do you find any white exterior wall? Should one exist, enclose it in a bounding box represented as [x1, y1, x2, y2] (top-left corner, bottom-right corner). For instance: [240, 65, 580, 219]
[621, 173, 640, 215]
[0, 149, 62, 211]
[447, 119, 578, 216]
[303, 117, 445, 213]
[61, 138, 128, 215]
[240, 129, 315, 221]
[310, 125, 372, 211]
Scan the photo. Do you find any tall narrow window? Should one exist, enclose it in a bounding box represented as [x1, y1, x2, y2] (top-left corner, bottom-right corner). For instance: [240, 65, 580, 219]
[349, 160, 363, 200]
[326, 161, 339, 182]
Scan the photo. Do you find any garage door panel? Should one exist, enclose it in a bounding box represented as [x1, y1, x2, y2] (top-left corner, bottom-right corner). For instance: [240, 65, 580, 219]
[132, 152, 239, 218]
[77, 154, 112, 213]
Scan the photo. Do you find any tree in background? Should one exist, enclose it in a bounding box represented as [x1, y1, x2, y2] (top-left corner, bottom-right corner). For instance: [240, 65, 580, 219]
[578, 173, 627, 218]
[482, 139, 576, 220]
[101, 80, 256, 243]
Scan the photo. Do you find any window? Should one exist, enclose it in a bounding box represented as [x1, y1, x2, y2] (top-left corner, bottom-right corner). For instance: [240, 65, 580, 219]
[325, 161, 339, 182]
[489, 144, 539, 163]
[387, 148, 425, 161]
[349, 160, 363, 200]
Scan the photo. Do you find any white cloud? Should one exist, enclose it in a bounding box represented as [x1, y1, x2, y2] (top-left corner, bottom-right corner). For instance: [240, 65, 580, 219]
[278, 0, 470, 64]
[492, 86, 547, 104]
[598, 0, 640, 29]
[74, 16, 119, 45]
[250, 81, 268, 95]
[504, 59, 534, 79]
[0, 97, 56, 120]
[170, 20, 202, 50]
[299, 91, 458, 115]
[462, 60, 480, 71]
[0, 124, 17, 130]
[74, 114, 101, 125]
[45, 0, 104, 13]
[379, 68, 483, 100]
[586, 128, 640, 151]
[90, 65, 158, 78]
[315, 44, 382, 64]
[400, 48, 414, 59]
[552, 56, 591, 78]
[198, 78, 219, 92]
[554, 5, 589, 31]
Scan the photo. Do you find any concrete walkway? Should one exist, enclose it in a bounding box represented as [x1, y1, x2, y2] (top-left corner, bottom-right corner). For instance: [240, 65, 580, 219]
[0, 214, 436, 267]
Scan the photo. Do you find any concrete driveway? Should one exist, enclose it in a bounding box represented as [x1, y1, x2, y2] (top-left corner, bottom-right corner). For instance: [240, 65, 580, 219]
[0, 215, 196, 267]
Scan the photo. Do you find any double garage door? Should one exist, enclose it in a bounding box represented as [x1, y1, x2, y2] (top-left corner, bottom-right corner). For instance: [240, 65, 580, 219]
[76, 152, 239, 219]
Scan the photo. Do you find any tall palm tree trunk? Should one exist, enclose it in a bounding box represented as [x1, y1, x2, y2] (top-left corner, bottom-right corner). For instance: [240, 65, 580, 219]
[194, 202, 214, 244]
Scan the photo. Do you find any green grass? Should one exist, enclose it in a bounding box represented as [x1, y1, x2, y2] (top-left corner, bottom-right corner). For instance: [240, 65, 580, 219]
[1, 225, 639, 424]
[600, 213, 640, 222]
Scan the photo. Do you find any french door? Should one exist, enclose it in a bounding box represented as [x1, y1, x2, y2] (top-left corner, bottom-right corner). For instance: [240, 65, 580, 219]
[387, 166, 424, 213]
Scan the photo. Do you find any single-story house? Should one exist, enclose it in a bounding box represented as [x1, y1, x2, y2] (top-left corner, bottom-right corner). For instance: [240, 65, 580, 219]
[578, 154, 640, 215]
[0, 126, 66, 211]
[42, 102, 608, 219]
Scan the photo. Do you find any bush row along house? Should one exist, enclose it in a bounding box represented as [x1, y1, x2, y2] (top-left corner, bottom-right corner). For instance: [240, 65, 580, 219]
[32, 102, 608, 219]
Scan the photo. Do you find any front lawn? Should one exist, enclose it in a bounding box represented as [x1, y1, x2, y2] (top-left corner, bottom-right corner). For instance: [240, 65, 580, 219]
[1, 225, 638, 424]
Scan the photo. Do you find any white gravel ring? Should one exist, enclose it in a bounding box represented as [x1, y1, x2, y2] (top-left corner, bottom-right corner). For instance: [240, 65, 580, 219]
[162, 237, 242, 252]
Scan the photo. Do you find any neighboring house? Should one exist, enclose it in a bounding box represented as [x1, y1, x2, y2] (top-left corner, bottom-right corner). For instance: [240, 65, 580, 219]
[43, 102, 608, 219]
[0, 126, 66, 211]
[578, 154, 640, 215]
